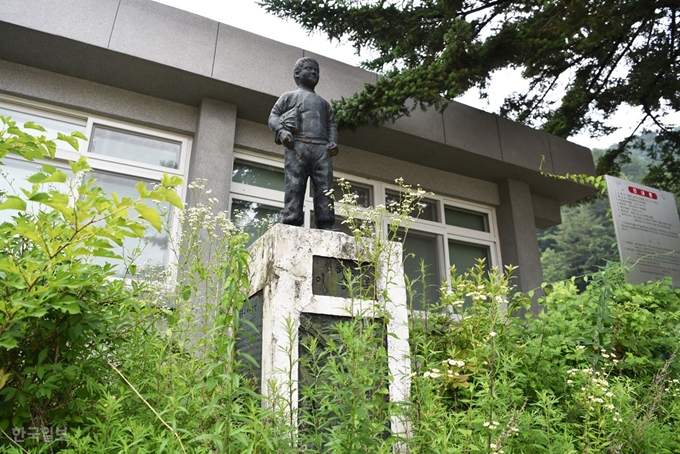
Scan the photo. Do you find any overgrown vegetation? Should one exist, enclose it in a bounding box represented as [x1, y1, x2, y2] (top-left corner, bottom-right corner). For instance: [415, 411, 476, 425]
[1, 119, 679, 453]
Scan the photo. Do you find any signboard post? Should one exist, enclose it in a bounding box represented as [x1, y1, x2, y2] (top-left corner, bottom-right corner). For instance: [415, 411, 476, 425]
[606, 175, 680, 286]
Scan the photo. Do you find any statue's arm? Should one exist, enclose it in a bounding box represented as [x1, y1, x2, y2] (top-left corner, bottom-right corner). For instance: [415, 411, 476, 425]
[327, 102, 339, 156]
[268, 94, 292, 145]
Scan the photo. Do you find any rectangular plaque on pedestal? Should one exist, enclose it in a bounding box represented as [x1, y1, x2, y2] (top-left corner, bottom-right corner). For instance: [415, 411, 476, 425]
[312, 255, 375, 298]
[236, 290, 263, 389]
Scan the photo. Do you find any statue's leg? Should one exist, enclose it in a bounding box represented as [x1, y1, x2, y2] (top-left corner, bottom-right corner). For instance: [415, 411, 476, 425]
[310, 145, 335, 230]
[282, 144, 308, 226]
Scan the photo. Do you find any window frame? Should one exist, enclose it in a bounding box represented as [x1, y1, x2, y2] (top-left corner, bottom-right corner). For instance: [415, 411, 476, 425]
[83, 118, 191, 177]
[0, 94, 193, 275]
[229, 151, 503, 299]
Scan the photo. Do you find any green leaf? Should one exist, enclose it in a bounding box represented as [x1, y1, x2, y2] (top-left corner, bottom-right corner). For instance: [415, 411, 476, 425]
[57, 132, 80, 151]
[68, 323, 83, 340]
[91, 248, 123, 259]
[63, 365, 79, 380]
[148, 186, 183, 209]
[38, 348, 48, 364]
[44, 140, 57, 158]
[52, 298, 81, 314]
[69, 157, 91, 174]
[23, 122, 47, 132]
[0, 196, 27, 211]
[0, 336, 19, 350]
[71, 131, 88, 141]
[161, 174, 184, 188]
[135, 181, 149, 198]
[27, 169, 67, 184]
[7, 126, 22, 136]
[134, 201, 162, 231]
[0, 369, 11, 390]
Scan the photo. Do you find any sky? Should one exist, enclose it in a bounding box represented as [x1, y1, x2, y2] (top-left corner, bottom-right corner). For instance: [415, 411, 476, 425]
[151, 0, 656, 151]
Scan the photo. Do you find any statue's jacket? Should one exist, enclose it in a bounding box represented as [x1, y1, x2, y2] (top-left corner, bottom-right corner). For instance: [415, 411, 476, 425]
[268, 86, 338, 147]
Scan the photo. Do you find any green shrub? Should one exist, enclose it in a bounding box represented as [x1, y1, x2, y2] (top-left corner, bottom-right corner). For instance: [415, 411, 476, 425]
[0, 116, 182, 448]
[414, 261, 680, 453]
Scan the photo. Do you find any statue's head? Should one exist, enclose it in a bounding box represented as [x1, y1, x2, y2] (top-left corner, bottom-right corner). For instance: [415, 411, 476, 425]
[293, 57, 320, 89]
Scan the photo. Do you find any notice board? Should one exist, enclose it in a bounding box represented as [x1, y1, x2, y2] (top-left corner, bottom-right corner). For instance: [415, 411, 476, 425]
[606, 175, 680, 286]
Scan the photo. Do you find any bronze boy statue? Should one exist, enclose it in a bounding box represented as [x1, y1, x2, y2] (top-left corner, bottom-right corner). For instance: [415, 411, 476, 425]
[268, 57, 338, 230]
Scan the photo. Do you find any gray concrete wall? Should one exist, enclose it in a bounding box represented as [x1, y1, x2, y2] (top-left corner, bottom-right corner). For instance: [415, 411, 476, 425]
[0, 59, 197, 134]
[188, 99, 238, 213]
[0, 0, 600, 295]
[497, 179, 544, 310]
[234, 119, 500, 206]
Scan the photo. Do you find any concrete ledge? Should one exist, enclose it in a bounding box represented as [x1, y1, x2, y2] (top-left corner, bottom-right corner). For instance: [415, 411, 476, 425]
[0, 0, 119, 48]
[549, 134, 595, 177]
[308, 52, 380, 103]
[532, 194, 562, 229]
[0, 59, 198, 134]
[497, 116, 554, 174]
[214, 24, 303, 96]
[442, 101, 503, 161]
[109, 0, 218, 77]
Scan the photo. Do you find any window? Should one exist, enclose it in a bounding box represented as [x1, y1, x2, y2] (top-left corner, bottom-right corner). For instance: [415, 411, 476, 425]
[229, 153, 374, 240]
[401, 198, 500, 310]
[0, 96, 192, 276]
[89, 125, 182, 170]
[445, 206, 489, 232]
[400, 230, 441, 310]
[229, 152, 502, 311]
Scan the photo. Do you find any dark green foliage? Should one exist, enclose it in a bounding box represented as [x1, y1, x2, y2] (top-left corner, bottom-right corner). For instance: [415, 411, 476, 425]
[539, 199, 618, 287]
[418, 262, 680, 453]
[259, 0, 680, 194]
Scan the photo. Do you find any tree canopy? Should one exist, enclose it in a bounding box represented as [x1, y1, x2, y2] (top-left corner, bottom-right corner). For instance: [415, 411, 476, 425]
[259, 0, 680, 193]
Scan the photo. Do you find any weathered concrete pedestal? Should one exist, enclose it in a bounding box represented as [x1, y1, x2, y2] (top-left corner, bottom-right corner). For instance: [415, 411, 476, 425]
[242, 223, 411, 440]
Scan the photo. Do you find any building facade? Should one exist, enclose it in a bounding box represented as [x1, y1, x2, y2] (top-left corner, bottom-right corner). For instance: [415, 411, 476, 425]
[0, 0, 596, 303]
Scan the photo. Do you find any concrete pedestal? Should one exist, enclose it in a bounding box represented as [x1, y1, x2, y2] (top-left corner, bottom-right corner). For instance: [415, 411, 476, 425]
[243, 223, 410, 438]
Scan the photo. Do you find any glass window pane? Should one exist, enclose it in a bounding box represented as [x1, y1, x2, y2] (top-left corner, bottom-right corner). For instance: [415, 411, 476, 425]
[89, 125, 181, 169]
[385, 191, 437, 222]
[400, 230, 440, 311]
[0, 106, 86, 153]
[445, 206, 489, 232]
[90, 172, 171, 277]
[448, 240, 490, 276]
[1, 163, 170, 277]
[232, 159, 286, 191]
[230, 198, 282, 247]
[331, 180, 371, 208]
[0, 158, 70, 224]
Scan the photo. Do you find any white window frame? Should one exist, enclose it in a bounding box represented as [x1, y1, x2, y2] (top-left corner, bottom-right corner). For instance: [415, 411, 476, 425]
[0, 94, 193, 274]
[229, 151, 503, 293]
